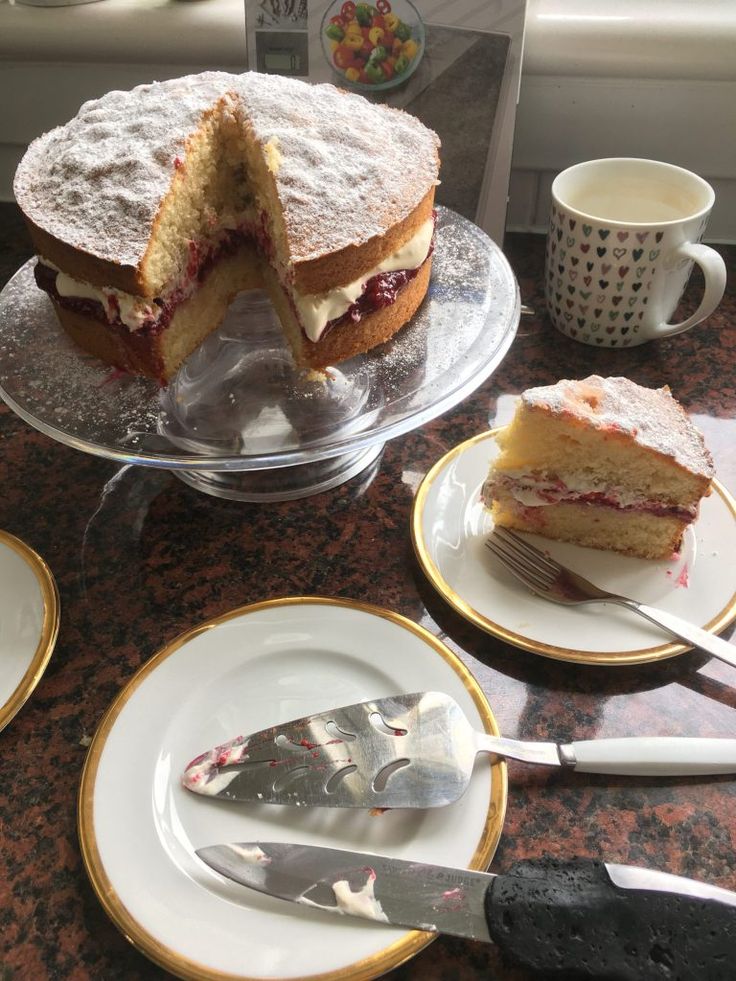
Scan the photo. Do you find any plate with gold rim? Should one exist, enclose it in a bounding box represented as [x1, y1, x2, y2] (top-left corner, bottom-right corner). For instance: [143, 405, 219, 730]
[78, 596, 506, 981]
[411, 431, 736, 666]
[0, 529, 59, 732]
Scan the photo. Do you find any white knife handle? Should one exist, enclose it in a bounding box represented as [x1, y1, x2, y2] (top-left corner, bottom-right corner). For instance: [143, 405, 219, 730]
[564, 737, 736, 775]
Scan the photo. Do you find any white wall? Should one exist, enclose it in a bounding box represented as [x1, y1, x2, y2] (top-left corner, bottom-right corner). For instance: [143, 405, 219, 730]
[507, 0, 736, 242]
[0, 0, 247, 201]
[2, 0, 735, 241]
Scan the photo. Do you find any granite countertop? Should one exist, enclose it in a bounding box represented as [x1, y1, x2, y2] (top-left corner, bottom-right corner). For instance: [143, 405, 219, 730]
[0, 200, 735, 979]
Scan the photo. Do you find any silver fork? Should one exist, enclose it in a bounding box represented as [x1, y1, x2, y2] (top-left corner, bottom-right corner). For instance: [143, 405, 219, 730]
[486, 527, 736, 668]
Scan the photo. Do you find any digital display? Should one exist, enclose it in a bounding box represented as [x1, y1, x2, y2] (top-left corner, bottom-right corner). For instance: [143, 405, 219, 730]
[264, 50, 302, 72]
[255, 30, 309, 76]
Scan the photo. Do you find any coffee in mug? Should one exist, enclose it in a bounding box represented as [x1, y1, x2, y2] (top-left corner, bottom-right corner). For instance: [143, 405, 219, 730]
[545, 158, 727, 347]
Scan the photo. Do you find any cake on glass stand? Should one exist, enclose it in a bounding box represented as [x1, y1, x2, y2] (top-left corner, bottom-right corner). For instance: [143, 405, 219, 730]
[0, 208, 519, 501]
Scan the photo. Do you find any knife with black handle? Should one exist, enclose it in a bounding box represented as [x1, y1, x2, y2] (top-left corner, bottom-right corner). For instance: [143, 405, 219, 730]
[487, 858, 736, 979]
[196, 842, 736, 980]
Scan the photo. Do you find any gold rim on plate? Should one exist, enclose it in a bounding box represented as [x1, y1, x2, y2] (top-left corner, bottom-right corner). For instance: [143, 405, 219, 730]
[77, 595, 508, 981]
[0, 529, 60, 732]
[411, 430, 736, 666]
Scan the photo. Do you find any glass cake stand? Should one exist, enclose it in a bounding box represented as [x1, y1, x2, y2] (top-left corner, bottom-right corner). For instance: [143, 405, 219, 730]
[0, 208, 519, 501]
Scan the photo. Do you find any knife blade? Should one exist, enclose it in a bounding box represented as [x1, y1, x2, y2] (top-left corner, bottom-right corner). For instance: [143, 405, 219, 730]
[196, 842, 736, 980]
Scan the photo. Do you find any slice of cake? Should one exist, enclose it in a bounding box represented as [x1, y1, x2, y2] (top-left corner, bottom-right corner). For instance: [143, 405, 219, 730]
[13, 72, 440, 382]
[482, 376, 714, 559]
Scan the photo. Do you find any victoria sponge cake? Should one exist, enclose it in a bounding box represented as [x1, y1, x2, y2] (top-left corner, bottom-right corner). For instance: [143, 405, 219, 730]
[14, 71, 440, 382]
[482, 376, 714, 559]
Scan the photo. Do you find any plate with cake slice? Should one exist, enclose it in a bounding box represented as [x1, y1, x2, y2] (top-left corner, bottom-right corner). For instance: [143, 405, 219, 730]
[412, 377, 736, 665]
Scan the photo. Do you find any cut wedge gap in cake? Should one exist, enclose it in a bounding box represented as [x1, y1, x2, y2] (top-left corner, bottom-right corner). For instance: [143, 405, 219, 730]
[482, 376, 715, 560]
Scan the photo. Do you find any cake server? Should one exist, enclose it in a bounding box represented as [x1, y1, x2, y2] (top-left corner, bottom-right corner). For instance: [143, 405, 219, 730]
[196, 841, 736, 980]
[182, 691, 736, 808]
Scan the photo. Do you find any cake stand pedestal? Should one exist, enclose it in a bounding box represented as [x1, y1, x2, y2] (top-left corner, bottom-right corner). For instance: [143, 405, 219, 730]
[174, 444, 384, 502]
[0, 209, 519, 502]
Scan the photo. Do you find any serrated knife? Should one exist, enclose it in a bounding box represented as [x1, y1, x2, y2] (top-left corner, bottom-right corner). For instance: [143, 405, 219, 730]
[196, 841, 736, 980]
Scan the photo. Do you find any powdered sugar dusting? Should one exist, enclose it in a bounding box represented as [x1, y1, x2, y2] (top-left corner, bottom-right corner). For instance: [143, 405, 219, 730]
[15, 73, 235, 267]
[235, 73, 439, 262]
[14, 71, 439, 271]
[522, 376, 714, 479]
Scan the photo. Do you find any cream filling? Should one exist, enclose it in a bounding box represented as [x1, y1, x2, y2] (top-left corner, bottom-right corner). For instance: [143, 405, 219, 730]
[299, 871, 389, 922]
[41, 258, 160, 332]
[486, 471, 662, 510]
[40, 217, 433, 341]
[225, 844, 271, 865]
[292, 218, 435, 344]
[331, 875, 389, 921]
[182, 736, 249, 795]
[182, 763, 240, 796]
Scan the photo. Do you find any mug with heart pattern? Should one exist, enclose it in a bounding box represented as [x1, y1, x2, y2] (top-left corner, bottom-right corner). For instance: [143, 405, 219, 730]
[545, 158, 727, 348]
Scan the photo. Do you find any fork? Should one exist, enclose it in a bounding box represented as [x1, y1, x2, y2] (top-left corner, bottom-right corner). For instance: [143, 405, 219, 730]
[486, 527, 736, 668]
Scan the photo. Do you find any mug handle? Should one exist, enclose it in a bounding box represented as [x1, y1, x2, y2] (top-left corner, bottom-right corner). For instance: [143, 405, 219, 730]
[656, 242, 727, 337]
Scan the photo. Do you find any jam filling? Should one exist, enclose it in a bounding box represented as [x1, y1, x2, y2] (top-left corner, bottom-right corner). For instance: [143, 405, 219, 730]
[35, 228, 246, 339]
[505, 488, 695, 522]
[35, 218, 433, 343]
[570, 494, 693, 521]
[320, 214, 436, 336]
[489, 472, 697, 523]
[323, 266, 423, 336]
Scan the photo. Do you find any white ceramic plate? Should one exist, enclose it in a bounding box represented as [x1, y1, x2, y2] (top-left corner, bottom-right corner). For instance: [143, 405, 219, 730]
[78, 597, 506, 981]
[0, 529, 59, 731]
[412, 431, 736, 665]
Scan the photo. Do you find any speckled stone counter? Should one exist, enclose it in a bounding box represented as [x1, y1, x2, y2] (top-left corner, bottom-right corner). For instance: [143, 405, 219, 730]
[0, 200, 734, 980]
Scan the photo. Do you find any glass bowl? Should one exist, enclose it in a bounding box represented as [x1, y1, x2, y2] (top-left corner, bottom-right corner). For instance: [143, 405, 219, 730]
[320, 0, 425, 94]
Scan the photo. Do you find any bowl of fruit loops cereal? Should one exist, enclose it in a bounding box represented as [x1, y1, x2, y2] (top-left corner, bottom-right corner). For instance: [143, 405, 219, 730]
[321, 0, 425, 92]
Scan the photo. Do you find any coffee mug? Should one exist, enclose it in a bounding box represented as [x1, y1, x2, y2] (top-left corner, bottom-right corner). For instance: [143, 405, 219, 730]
[545, 158, 727, 347]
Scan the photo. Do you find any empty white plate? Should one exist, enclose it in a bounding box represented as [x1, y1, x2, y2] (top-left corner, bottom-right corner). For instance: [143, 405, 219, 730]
[0, 529, 59, 731]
